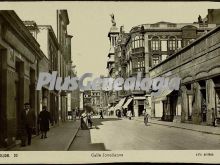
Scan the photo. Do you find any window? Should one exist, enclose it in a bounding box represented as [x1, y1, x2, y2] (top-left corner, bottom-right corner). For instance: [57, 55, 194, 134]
[151, 37, 160, 51]
[132, 58, 145, 73]
[168, 37, 176, 50]
[161, 54, 167, 61]
[132, 35, 144, 49]
[177, 40, 182, 48]
[161, 40, 167, 51]
[152, 56, 160, 65]
[167, 24, 176, 28]
[150, 24, 159, 28]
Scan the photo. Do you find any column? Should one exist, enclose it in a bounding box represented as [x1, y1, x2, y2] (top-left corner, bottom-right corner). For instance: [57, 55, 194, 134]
[206, 79, 215, 125]
[181, 85, 187, 122]
[192, 82, 202, 124]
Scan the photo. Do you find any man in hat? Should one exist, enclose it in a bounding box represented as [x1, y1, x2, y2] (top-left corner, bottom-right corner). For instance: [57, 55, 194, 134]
[21, 103, 36, 146]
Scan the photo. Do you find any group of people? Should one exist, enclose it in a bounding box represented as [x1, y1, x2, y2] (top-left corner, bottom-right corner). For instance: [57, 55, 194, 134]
[80, 112, 93, 129]
[80, 110, 105, 129]
[21, 103, 52, 147]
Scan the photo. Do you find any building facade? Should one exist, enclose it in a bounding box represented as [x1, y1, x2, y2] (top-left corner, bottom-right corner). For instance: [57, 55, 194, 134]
[150, 25, 220, 125]
[110, 17, 216, 118]
[0, 9, 74, 148]
[0, 11, 44, 147]
[57, 10, 73, 122]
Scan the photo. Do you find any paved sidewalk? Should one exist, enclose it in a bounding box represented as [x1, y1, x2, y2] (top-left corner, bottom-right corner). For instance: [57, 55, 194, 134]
[135, 117, 220, 135]
[10, 120, 80, 151]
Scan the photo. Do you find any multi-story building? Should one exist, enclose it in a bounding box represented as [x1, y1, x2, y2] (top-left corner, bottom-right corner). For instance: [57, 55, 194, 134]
[111, 18, 216, 117]
[91, 90, 101, 113]
[57, 10, 73, 122]
[37, 25, 60, 125]
[24, 21, 66, 126]
[0, 11, 44, 147]
[70, 65, 80, 112]
[150, 25, 220, 125]
[106, 15, 119, 110]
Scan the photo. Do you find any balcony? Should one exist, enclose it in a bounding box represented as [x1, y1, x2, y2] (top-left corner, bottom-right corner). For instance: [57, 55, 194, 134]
[132, 47, 144, 54]
[131, 68, 145, 78]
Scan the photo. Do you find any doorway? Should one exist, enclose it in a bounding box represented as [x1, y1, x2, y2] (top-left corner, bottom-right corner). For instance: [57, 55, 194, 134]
[138, 104, 144, 116]
[199, 80, 207, 123]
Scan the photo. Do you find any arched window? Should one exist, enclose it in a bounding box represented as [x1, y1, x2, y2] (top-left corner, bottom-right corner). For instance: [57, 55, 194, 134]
[135, 36, 139, 48]
[151, 36, 160, 51]
[168, 36, 176, 50]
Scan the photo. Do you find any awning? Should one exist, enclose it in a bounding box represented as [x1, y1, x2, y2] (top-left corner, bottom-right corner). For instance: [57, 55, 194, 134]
[151, 89, 173, 102]
[122, 98, 133, 109]
[114, 98, 126, 110]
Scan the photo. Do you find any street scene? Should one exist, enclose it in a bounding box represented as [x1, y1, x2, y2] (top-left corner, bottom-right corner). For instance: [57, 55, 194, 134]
[1, 2, 220, 152]
[70, 116, 220, 150]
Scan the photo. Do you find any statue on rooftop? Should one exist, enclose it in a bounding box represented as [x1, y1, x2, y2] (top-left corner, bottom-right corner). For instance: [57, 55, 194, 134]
[110, 13, 116, 26]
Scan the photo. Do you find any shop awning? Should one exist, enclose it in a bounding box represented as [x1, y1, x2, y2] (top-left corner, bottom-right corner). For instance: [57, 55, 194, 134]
[114, 98, 126, 110]
[151, 89, 173, 102]
[122, 98, 133, 109]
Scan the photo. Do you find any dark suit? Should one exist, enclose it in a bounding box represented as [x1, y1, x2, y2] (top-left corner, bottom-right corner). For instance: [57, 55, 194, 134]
[21, 109, 36, 146]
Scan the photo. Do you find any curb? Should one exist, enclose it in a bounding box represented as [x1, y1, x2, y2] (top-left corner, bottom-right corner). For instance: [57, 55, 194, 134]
[135, 118, 220, 136]
[65, 121, 80, 151]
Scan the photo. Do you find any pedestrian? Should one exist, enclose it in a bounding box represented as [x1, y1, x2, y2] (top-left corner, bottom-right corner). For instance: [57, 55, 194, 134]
[20, 103, 36, 147]
[123, 108, 127, 118]
[38, 106, 51, 139]
[144, 111, 149, 126]
[87, 113, 93, 128]
[212, 108, 217, 127]
[116, 110, 121, 118]
[99, 110, 104, 119]
[128, 110, 132, 120]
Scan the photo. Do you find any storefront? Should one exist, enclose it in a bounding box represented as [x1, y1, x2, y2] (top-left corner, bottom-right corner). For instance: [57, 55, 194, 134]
[133, 96, 145, 117]
[151, 89, 180, 121]
[0, 11, 44, 147]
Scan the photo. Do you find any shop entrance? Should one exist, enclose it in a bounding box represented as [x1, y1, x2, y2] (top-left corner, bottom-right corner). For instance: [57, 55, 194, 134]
[170, 91, 178, 121]
[199, 80, 207, 123]
[138, 105, 144, 116]
[138, 100, 145, 116]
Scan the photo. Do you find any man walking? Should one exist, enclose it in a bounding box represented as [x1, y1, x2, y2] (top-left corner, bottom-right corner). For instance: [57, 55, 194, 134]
[21, 103, 36, 146]
[99, 110, 104, 119]
[38, 106, 51, 139]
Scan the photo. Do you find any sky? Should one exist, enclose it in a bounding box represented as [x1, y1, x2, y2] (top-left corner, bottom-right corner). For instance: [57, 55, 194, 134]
[0, 1, 220, 78]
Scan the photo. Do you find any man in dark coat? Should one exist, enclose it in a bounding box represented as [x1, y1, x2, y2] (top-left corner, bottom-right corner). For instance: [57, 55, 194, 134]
[38, 106, 51, 139]
[99, 110, 104, 119]
[21, 102, 36, 146]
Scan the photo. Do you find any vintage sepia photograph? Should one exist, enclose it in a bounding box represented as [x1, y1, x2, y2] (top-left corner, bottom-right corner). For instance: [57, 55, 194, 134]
[0, 1, 220, 163]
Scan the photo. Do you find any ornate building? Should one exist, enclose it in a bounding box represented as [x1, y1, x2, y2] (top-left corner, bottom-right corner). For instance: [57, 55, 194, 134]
[109, 17, 216, 118]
